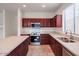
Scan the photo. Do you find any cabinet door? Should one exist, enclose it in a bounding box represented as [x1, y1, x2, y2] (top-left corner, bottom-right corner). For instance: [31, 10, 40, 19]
[56, 15, 62, 27]
[22, 18, 51, 27]
[55, 41, 62, 56]
[28, 19, 31, 27]
[36, 19, 40, 23]
[41, 19, 47, 27]
[22, 19, 28, 27]
[44, 19, 49, 27]
[40, 19, 44, 27]
[22, 18, 31, 27]
[40, 19, 50, 27]
[49, 36, 56, 53]
[46, 19, 50, 27]
[50, 18, 56, 27]
[40, 34, 50, 45]
[49, 36, 62, 56]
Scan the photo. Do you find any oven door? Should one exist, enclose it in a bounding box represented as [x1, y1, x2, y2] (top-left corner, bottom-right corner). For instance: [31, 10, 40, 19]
[31, 36, 40, 42]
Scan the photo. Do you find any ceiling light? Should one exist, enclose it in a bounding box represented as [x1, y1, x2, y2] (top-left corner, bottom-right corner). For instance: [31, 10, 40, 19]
[22, 5, 26, 7]
[42, 5, 46, 8]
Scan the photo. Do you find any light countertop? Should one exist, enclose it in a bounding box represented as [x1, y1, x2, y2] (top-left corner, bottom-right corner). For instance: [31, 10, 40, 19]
[0, 36, 29, 56]
[49, 32, 79, 56]
[1, 32, 79, 56]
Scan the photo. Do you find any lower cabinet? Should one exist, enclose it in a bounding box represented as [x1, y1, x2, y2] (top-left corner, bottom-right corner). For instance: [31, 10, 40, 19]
[40, 34, 62, 55]
[40, 34, 50, 45]
[21, 34, 31, 45]
[49, 36, 62, 56]
[40, 34, 62, 56]
[7, 37, 29, 56]
[54, 41, 62, 56]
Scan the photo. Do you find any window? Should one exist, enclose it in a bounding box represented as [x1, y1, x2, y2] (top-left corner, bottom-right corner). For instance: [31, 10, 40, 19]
[62, 4, 75, 33]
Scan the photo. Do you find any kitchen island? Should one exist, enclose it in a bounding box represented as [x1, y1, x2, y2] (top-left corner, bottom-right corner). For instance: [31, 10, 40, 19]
[0, 36, 29, 56]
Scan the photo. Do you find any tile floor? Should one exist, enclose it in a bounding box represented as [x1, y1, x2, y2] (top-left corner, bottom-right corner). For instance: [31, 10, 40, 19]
[27, 45, 55, 56]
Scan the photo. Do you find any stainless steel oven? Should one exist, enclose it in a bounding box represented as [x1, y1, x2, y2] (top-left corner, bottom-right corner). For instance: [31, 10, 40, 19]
[30, 23, 40, 45]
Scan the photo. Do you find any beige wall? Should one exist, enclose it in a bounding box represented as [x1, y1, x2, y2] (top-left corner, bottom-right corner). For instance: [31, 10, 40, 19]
[5, 11, 17, 37]
[0, 11, 3, 39]
[17, 9, 22, 36]
[54, 3, 72, 15]
[0, 12, 3, 25]
[22, 12, 55, 18]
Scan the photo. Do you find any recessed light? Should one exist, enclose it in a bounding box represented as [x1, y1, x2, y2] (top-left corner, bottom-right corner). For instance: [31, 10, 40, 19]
[42, 5, 46, 8]
[22, 5, 26, 8]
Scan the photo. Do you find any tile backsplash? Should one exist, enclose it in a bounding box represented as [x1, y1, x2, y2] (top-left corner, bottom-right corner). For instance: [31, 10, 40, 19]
[21, 27, 62, 34]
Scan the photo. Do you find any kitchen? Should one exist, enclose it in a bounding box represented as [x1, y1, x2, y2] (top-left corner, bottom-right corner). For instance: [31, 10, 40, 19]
[0, 3, 79, 56]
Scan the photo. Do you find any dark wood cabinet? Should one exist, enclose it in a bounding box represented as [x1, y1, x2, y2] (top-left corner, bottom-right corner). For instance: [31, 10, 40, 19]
[49, 36, 55, 51]
[50, 18, 55, 27]
[40, 34, 62, 55]
[22, 15, 62, 27]
[40, 19, 45, 27]
[40, 34, 50, 45]
[42, 19, 50, 27]
[7, 37, 30, 56]
[46, 19, 50, 27]
[55, 42, 62, 56]
[50, 15, 62, 27]
[22, 18, 28, 27]
[49, 35, 62, 56]
[54, 39, 62, 56]
[21, 34, 31, 45]
[22, 18, 51, 27]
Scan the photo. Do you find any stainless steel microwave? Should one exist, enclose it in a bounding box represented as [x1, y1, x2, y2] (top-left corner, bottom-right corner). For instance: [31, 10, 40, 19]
[31, 23, 40, 28]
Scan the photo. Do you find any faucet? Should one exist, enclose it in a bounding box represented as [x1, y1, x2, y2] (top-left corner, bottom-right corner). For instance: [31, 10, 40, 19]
[69, 30, 73, 39]
[65, 29, 74, 41]
[65, 29, 69, 35]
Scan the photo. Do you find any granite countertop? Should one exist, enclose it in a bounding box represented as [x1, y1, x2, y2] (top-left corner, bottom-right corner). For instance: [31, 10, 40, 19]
[0, 36, 29, 56]
[49, 32, 79, 56]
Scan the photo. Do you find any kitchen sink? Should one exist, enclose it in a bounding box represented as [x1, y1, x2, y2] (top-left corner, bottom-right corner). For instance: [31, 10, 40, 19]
[57, 37, 75, 43]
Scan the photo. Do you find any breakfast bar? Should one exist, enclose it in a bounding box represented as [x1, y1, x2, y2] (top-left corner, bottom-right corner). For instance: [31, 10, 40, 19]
[0, 36, 29, 56]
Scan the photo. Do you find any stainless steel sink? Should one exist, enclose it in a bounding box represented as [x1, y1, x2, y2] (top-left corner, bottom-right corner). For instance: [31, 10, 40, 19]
[57, 37, 75, 43]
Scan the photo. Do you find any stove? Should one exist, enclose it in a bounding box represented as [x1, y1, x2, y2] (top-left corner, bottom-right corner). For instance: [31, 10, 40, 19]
[30, 23, 40, 45]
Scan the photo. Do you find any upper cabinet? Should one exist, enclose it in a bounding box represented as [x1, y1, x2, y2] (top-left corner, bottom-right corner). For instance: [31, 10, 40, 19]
[22, 17, 62, 28]
[50, 15, 62, 27]
[22, 18, 51, 27]
[22, 18, 29, 27]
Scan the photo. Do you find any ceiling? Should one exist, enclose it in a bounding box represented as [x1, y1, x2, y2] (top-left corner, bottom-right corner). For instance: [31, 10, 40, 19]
[0, 3, 64, 12]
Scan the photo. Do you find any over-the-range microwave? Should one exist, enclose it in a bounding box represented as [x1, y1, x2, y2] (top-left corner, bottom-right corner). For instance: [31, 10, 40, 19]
[31, 23, 40, 28]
